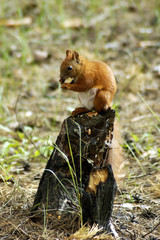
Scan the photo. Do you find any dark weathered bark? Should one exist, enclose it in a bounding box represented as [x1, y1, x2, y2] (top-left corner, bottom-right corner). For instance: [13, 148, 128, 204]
[32, 108, 117, 228]
[82, 165, 116, 228]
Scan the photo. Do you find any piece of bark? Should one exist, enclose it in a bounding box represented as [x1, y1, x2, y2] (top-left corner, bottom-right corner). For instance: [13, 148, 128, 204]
[31, 108, 117, 229]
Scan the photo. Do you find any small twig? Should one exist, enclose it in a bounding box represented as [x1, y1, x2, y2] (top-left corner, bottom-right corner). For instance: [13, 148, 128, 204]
[109, 222, 120, 239]
[142, 220, 160, 238]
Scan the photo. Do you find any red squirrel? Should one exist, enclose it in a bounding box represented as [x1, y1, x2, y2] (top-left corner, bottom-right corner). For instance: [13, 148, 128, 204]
[59, 50, 124, 189]
[59, 49, 117, 116]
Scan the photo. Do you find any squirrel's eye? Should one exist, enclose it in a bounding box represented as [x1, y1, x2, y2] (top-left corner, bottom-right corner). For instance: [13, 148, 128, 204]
[67, 66, 72, 71]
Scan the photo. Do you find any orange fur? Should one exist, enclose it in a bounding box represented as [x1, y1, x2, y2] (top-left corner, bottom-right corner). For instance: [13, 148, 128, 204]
[59, 50, 116, 114]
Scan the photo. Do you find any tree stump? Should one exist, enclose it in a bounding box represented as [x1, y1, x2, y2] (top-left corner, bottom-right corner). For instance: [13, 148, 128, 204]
[32, 108, 117, 230]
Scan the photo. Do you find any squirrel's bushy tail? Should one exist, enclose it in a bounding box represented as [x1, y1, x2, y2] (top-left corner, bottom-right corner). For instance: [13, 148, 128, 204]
[107, 121, 125, 185]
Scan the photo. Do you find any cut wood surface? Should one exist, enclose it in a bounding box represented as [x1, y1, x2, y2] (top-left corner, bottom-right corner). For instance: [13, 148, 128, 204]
[32, 108, 117, 229]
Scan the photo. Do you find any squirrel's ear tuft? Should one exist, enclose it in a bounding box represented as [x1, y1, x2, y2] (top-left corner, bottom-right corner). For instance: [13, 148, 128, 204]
[73, 50, 80, 63]
[66, 49, 72, 58]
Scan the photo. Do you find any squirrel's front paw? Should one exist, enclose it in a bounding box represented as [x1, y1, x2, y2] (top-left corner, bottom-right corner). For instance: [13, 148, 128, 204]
[61, 83, 71, 90]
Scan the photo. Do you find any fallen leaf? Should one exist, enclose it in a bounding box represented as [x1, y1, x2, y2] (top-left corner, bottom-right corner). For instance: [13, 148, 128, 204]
[62, 18, 83, 29]
[33, 49, 50, 62]
[105, 42, 120, 49]
[0, 17, 32, 27]
[138, 41, 160, 48]
[139, 28, 152, 34]
[153, 65, 160, 76]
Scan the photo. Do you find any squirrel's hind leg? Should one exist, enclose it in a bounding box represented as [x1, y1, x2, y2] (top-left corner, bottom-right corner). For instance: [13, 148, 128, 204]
[94, 90, 112, 113]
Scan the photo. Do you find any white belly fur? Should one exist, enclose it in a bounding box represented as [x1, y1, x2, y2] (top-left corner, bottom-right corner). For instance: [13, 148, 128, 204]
[78, 88, 98, 110]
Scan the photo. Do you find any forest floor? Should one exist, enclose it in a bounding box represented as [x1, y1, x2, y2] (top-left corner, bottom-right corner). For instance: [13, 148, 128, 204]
[0, 0, 160, 239]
